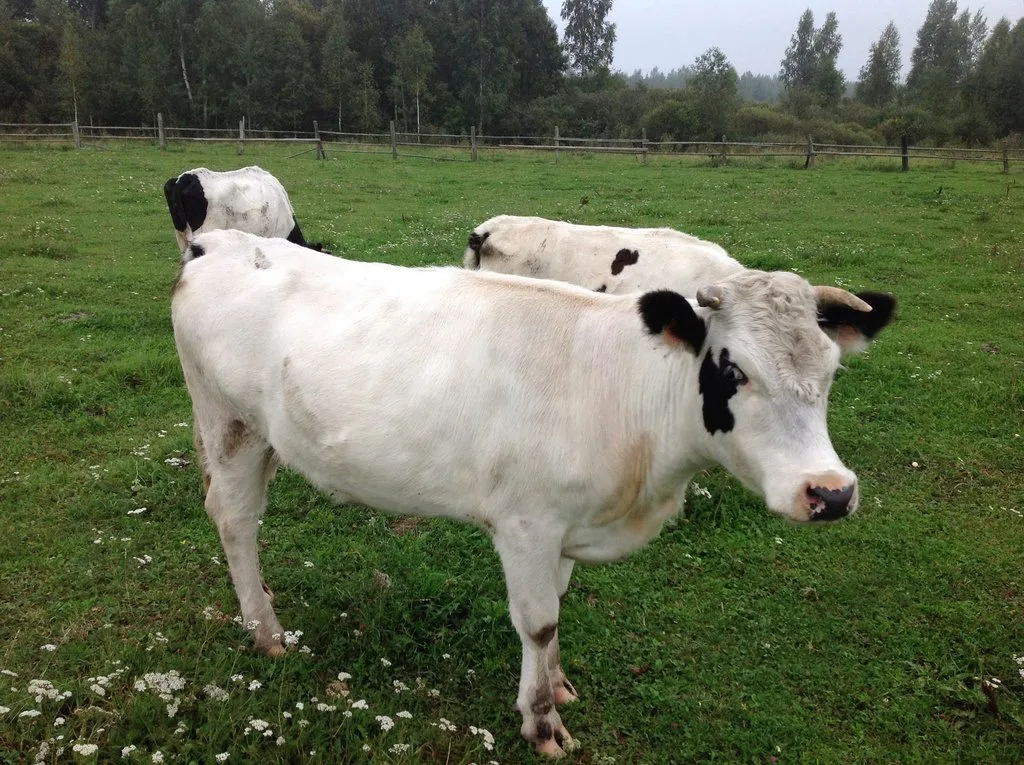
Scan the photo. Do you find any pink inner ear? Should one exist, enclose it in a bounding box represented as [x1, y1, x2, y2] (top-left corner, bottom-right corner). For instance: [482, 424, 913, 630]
[835, 324, 869, 354]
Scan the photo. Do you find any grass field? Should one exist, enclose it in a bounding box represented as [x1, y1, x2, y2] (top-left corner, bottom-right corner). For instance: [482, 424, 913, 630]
[1, 143, 1022, 763]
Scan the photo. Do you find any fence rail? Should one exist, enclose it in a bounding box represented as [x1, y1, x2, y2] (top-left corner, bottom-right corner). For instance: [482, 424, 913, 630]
[0, 117, 1020, 172]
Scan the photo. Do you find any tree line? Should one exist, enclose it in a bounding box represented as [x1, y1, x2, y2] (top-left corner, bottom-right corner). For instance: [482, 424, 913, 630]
[1, 0, 1021, 146]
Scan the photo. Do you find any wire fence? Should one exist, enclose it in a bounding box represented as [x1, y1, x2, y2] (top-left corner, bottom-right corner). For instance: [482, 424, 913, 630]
[0, 118, 1019, 172]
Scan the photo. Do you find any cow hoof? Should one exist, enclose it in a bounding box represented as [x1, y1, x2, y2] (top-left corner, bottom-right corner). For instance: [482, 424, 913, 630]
[535, 738, 566, 759]
[552, 681, 579, 705]
[262, 643, 286, 658]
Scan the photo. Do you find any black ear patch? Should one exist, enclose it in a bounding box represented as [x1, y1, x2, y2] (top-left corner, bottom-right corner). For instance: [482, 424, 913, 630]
[699, 348, 740, 434]
[611, 248, 639, 275]
[638, 290, 706, 352]
[167, 172, 208, 233]
[595, 284, 607, 293]
[286, 218, 308, 246]
[818, 291, 896, 339]
[466, 230, 490, 268]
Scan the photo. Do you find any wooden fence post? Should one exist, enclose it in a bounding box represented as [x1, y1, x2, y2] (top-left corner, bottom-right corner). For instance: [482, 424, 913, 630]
[642, 128, 648, 165]
[470, 126, 477, 161]
[71, 119, 81, 149]
[157, 112, 166, 150]
[719, 134, 727, 165]
[1002, 140, 1009, 174]
[390, 120, 397, 159]
[238, 117, 245, 155]
[805, 135, 815, 168]
[313, 120, 325, 159]
[554, 125, 560, 164]
[901, 135, 909, 172]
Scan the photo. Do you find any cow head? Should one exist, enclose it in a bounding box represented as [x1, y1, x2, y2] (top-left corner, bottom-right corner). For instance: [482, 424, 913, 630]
[640, 270, 895, 523]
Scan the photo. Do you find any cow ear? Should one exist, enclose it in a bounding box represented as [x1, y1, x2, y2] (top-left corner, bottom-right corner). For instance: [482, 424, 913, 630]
[818, 291, 896, 355]
[638, 290, 706, 353]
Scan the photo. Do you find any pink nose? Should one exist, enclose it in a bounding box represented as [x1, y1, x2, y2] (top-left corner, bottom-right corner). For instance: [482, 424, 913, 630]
[805, 483, 856, 521]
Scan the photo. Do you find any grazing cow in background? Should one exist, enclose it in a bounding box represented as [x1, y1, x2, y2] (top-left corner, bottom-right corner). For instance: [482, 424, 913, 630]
[172, 229, 895, 758]
[163, 166, 319, 252]
[465, 214, 744, 297]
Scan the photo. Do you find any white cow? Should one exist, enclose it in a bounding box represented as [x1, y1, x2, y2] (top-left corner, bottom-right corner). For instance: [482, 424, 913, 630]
[465, 214, 744, 296]
[172, 230, 895, 758]
[163, 166, 318, 253]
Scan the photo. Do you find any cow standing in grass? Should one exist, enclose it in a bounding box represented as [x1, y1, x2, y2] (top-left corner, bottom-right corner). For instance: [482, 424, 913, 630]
[171, 230, 894, 758]
[465, 214, 744, 296]
[163, 166, 318, 253]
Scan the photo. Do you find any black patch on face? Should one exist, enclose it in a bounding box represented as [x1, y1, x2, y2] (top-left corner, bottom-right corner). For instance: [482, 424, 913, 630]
[595, 284, 607, 292]
[187, 242, 205, 261]
[818, 291, 896, 340]
[611, 248, 639, 275]
[163, 177, 188, 232]
[466, 230, 489, 268]
[637, 290, 706, 352]
[286, 217, 308, 246]
[698, 348, 741, 434]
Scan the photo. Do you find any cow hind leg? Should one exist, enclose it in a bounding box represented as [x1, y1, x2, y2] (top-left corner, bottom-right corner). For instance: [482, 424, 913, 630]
[549, 556, 579, 706]
[202, 418, 285, 656]
[493, 524, 575, 758]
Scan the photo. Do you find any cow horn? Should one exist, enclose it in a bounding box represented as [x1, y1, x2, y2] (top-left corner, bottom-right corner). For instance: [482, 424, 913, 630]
[814, 285, 872, 312]
[697, 285, 725, 310]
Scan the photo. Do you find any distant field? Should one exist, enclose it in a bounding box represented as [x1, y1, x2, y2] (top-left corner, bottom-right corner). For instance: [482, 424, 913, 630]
[1, 144, 1022, 763]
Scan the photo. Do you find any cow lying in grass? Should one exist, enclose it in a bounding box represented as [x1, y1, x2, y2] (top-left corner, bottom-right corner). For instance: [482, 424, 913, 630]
[172, 230, 894, 758]
[163, 166, 319, 253]
[465, 214, 744, 296]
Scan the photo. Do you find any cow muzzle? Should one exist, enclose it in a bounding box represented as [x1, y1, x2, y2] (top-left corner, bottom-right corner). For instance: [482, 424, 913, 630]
[803, 476, 858, 521]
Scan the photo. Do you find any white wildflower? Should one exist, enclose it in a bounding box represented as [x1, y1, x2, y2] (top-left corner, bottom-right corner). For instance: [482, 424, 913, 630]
[215, 754, 229, 763]
[40, 644, 58, 652]
[127, 508, 147, 516]
[120, 744, 136, 758]
[470, 725, 496, 751]
[442, 653, 451, 660]
[283, 630, 303, 647]
[54, 717, 66, 726]
[375, 715, 395, 732]
[303, 561, 314, 568]
[230, 674, 244, 683]
[393, 679, 409, 693]
[337, 671, 352, 681]
[248, 718, 270, 732]
[389, 743, 410, 754]
[72, 743, 99, 756]
[380, 657, 392, 667]
[350, 699, 369, 710]
[294, 701, 304, 710]
[90, 684, 106, 697]
[361, 745, 370, 753]
[151, 753, 164, 764]
[0, 706, 10, 714]
[204, 683, 230, 702]
[0, 669, 17, 677]
[433, 717, 457, 732]
[276, 736, 285, 746]
[19, 709, 42, 718]
[282, 711, 292, 719]
[316, 703, 335, 712]
[248, 680, 261, 691]
[245, 620, 261, 631]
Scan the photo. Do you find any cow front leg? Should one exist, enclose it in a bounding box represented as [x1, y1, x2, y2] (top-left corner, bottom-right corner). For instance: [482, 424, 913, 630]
[494, 526, 575, 758]
[549, 556, 579, 706]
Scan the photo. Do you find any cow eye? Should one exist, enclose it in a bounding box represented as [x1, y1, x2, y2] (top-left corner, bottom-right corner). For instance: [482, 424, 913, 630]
[724, 363, 748, 385]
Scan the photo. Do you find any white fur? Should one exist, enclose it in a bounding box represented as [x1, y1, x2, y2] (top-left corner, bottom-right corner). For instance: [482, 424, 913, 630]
[464, 214, 743, 295]
[172, 230, 880, 757]
[168, 166, 298, 251]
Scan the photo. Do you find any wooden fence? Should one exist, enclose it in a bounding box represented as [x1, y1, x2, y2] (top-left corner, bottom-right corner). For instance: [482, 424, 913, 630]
[0, 117, 1019, 172]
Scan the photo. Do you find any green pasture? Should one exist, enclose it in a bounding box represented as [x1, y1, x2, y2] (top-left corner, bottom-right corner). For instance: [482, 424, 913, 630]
[0, 143, 1022, 763]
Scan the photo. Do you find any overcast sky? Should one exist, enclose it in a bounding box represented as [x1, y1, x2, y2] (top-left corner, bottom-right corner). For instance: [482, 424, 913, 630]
[540, 1, 1024, 79]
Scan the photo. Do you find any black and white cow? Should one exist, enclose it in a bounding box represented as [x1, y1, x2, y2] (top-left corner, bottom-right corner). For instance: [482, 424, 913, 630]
[465, 214, 744, 297]
[163, 166, 318, 252]
[172, 230, 895, 758]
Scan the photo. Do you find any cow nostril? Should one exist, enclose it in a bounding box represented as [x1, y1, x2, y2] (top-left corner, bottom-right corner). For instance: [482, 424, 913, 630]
[806, 484, 855, 521]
